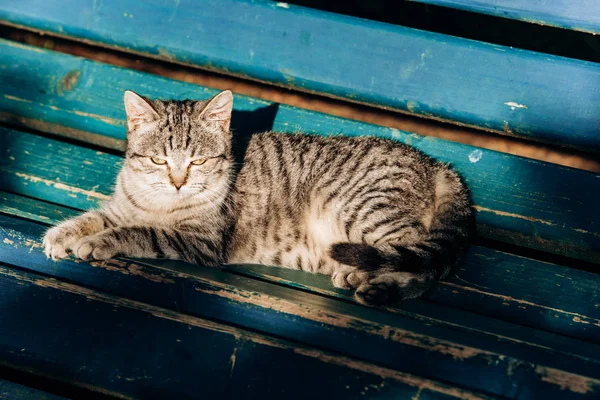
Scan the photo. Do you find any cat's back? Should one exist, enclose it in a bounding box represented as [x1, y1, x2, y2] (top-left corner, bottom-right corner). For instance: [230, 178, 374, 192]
[240, 132, 437, 189]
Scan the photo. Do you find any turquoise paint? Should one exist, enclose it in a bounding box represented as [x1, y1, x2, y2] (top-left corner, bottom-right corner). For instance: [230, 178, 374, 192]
[0, 1, 598, 150]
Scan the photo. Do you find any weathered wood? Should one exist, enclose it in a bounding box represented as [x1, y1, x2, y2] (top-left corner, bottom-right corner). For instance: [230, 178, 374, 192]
[2, 267, 502, 400]
[411, 1, 600, 34]
[0, 380, 68, 400]
[1, 216, 600, 398]
[0, 42, 598, 262]
[0, 209, 600, 397]
[0, 2, 599, 151]
[3, 195, 599, 345]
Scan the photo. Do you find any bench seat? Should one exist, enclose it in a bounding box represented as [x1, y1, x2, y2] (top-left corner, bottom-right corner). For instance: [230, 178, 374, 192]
[1, 1, 599, 398]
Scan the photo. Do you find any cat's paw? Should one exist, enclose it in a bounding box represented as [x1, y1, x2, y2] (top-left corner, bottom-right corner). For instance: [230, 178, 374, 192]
[354, 282, 390, 305]
[43, 225, 85, 260]
[73, 231, 118, 261]
[332, 268, 369, 289]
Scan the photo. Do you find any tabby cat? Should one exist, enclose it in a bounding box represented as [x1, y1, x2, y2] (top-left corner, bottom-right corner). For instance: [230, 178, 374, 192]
[43, 90, 473, 305]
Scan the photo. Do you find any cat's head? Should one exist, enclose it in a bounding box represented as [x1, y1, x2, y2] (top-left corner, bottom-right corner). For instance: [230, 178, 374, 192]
[122, 90, 234, 205]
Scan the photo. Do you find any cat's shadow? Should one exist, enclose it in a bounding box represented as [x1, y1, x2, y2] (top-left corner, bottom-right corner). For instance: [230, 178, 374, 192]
[230, 103, 279, 172]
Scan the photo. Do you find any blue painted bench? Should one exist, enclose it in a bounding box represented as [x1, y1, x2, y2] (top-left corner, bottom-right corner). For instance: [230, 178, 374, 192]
[0, 1, 599, 398]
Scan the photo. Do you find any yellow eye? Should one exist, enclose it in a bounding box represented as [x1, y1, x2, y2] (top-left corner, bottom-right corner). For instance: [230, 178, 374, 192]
[191, 159, 206, 165]
[150, 157, 167, 165]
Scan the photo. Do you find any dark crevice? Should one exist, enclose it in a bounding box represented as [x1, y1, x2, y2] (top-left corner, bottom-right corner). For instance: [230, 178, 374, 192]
[473, 236, 599, 274]
[285, 0, 600, 63]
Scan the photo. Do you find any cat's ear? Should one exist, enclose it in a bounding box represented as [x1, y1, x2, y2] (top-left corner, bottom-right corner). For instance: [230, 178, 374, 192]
[124, 90, 159, 133]
[200, 90, 233, 131]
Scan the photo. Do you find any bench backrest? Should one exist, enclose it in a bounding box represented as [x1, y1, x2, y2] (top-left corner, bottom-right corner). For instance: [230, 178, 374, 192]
[1, 0, 599, 152]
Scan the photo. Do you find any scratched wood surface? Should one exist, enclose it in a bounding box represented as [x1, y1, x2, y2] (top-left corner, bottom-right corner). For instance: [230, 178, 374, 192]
[0, 41, 598, 263]
[2, 185, 600, 346]
[3, 267, 507, 400]
[0, 380, 68, 400]
[411, 1, 600, 34]
[0, 1, 599, 151]
[1, 214, 600, 398]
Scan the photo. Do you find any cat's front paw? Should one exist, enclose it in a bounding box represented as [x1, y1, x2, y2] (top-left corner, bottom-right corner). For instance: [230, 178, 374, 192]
[73, 231, 119, 261]
[43, 225, 85, 260]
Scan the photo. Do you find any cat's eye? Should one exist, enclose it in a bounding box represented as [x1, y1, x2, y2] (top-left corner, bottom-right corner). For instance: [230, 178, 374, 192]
[150, 157, 167, 165]
[191, 159, 207, 166]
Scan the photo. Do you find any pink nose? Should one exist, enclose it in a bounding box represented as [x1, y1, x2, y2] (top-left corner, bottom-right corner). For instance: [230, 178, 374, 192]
[171, 176, 186, 190]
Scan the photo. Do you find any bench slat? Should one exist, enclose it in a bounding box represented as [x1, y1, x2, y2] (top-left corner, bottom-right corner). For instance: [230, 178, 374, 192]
[0, 380, 68, 400]
[2, 196, 600, 357]
[1, 214, 599, 399]
[1, 46, 598, 263]
[2, 267, 496, 400]
[0, 1, 599, 151]
[411, 1, 600, 34]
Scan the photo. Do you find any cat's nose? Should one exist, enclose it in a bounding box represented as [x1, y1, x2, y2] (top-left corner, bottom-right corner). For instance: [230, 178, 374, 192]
[170, 175, 187, 190]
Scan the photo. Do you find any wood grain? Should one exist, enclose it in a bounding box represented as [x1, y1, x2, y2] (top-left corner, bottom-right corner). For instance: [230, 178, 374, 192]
[1, 214, 600, 398]
[3, 266, 505, 400]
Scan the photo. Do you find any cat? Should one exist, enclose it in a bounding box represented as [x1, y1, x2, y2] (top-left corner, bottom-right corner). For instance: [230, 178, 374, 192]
[43, 90, 473, 305]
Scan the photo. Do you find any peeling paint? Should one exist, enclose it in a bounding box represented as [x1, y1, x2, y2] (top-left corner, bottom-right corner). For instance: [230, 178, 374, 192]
[158, 47, 177, 61]
[229, 347, 237, 377]
[195, 285, 501, 362]
[536, 366, 599, 394]
[88, 259, 175, 284]
[293, 347, 491, 400]
[443, 282, 600, 327]
[5, 267, 490, 398]
[473, 205, 554, 226]
[58, 70, 81, 94]
[504, 102, 527, 110]
[15, 172, 110, 201]
[3, 94, 122, 126]
[468, 149, 483, 163]
[406, 101, 418, 113]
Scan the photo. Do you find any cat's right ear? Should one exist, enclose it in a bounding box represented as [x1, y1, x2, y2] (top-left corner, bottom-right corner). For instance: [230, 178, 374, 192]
[124, 90, 159, 133]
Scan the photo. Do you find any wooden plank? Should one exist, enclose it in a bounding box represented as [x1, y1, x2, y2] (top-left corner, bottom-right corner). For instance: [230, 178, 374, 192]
[2, 197, 599, 346]
[0, 46, 599, 263]
[411, 1, 600, 34]
[2, 267, 501, 400]
[0, 3, 599, 151]
[2, 209, 600, 398]
[0, 380, 68, 400]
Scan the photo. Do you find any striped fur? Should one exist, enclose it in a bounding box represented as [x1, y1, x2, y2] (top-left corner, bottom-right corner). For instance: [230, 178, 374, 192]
[43, 90, 473, 305]
[229, 133, 473, 304]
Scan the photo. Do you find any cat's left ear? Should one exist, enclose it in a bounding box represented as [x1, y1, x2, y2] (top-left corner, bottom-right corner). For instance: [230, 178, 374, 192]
[200, 90, 233, 131]
[124, 90, 159, 133]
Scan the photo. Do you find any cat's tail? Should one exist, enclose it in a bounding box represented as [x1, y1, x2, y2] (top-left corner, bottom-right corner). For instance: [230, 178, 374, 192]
[328, 167, 473, 305]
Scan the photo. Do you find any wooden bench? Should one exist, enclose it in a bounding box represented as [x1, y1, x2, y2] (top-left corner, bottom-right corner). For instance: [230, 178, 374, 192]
[0, 1, 599, 398]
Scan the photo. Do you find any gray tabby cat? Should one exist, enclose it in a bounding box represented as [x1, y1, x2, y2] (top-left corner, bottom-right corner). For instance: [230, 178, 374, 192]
[43, 90, 473, 305]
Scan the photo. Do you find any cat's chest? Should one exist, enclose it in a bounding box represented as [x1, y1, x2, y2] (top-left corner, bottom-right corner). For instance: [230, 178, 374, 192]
[129, 207, 186, 226]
